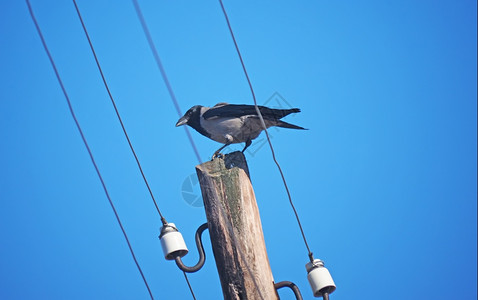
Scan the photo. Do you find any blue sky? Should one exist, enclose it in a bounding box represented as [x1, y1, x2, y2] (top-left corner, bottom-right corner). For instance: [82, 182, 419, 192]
[0, 1, 476, 299]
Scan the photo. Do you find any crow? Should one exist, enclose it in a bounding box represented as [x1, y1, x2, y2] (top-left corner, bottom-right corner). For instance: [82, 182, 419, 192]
[176, 102, 306, 157]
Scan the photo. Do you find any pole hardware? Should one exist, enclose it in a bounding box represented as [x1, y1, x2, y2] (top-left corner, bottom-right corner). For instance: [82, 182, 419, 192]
[274, 281, 303, 300]
[174, 223, 209, 273]
[305, 259, 336, 298]
[159, 223, 188, 260]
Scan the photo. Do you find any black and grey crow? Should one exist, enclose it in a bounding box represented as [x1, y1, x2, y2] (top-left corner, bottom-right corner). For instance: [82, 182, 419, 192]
[176, 102, 306, 156]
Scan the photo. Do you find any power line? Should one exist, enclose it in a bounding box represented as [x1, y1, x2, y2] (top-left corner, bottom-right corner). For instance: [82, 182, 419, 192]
[25, 1, 154, 298]
[218, 0, 315, 262]
[132, 0, 202, 165]
[72, 0, 167, 225]
[182, 271, 197, 300]
[130, 1, 200, 298]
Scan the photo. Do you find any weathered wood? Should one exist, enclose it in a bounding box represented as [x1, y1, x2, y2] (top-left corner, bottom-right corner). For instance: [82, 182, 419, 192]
[196, 151, 278, 300]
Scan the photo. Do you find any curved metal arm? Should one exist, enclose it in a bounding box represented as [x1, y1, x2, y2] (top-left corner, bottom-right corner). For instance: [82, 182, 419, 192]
[322, 292, 329, 300]
[174, 223, 208, 273]
[274, 281, 303, 300]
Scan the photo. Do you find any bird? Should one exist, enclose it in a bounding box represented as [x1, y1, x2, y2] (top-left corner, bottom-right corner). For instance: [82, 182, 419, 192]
[175, 102, 306, 157]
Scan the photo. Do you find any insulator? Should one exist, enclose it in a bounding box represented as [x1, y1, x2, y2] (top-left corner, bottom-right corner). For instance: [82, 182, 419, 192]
[305, 259, 336, 298]
[159, 223, 188, 260]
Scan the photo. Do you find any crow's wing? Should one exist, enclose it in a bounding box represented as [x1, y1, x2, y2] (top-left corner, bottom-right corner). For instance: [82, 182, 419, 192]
[203, 104, 300, 120]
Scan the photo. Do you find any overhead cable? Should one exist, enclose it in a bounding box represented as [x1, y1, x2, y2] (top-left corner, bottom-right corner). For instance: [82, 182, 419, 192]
[132, 0, 202, 165]
[26, 1, 154, 298]
[218, 0, 314, 261]
[72, 0, 167, 225]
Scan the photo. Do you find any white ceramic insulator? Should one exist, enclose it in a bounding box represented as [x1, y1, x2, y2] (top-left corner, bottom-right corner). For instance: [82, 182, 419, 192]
[159, 223, 188, 260]
[306, 259, 336, 297]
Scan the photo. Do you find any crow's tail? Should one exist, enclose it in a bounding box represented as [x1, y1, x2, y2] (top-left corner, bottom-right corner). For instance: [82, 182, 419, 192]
[276, 120, 307, 130]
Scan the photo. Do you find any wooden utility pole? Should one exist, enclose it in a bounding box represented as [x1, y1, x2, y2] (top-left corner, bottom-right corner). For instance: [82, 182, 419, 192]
[196, 151, 278, 300]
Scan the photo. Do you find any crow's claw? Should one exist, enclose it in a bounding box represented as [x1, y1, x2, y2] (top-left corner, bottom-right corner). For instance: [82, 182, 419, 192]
[212, 152, 225, 160]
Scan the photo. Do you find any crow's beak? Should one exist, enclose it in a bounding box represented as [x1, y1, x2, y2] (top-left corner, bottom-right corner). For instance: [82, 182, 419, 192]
[175, 116, 188, 127]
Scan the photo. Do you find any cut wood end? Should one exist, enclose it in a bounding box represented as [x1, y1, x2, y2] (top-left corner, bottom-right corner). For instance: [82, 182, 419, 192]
[196, 151, 250, 178]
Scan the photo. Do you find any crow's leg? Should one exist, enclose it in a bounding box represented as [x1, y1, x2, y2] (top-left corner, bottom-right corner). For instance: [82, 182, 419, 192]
[242, 139, 252, 153]
[212, 143, 231, 159]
